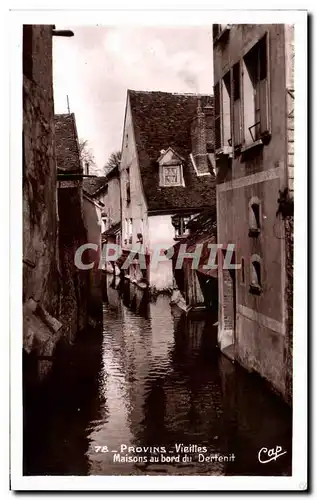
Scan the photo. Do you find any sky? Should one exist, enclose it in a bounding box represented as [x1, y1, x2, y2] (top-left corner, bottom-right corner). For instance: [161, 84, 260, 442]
[53, 26, 214, 174]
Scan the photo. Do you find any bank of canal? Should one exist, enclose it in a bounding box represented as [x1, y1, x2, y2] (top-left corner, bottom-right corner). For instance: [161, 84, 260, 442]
[24, 274, 292, 476]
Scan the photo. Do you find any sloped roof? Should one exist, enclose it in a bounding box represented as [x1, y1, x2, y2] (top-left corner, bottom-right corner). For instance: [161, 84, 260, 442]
[83, 166, 119, 197]
[83, 176, 108, 197]
[128, 90, 216, 214]
[169, 208, 217, 278]
[54, 113, 82, 173]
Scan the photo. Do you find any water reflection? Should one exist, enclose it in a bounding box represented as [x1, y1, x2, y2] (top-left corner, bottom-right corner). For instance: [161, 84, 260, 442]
[24, 274, 292, 476]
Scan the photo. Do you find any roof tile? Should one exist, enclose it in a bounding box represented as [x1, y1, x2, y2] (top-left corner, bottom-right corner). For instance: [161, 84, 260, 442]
[128, 90, 216, 213]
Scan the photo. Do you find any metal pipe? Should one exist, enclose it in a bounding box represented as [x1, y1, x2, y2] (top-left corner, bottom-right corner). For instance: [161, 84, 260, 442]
[52, 30, 74, 37]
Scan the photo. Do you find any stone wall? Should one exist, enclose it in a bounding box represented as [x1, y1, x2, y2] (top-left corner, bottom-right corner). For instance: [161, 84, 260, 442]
[23, 26, 93, 386]
[23, 26, 62, 382]
[23, 25, 59, 317]
[57, 184, 89, 343]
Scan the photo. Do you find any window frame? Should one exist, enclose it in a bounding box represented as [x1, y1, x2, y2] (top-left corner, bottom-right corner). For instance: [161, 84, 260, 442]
[248, 196, 261, 237]
[232, 61, 243, 149]
[159, 163, 184, 187]
[249, 254, 263, 295]
[126, 167, 131, 205]
[214, 74, 233, 157]
[242, 32, 271, 149]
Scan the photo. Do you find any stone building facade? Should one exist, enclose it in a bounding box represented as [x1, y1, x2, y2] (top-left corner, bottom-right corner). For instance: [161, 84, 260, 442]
[213, 24, 294, 403]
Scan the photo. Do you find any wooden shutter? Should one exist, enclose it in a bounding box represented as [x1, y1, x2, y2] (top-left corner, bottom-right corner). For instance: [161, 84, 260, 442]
[254, 34, 270, 138]
[214, 82, 222, 150]
[232, 62, 242, 147]
[259, 78, 269, 135]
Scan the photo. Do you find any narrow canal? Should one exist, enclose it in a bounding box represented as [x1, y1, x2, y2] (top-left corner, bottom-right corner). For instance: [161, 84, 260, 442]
[24, 274, 292, 476]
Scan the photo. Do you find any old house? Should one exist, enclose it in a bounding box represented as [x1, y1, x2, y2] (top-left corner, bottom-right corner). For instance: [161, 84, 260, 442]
[119, 90, 216, 292]
[170, 209, 218, 313]
[55, 113, 97, 335]
[83, 166, 121, 273]
[213, 24, 294, 403]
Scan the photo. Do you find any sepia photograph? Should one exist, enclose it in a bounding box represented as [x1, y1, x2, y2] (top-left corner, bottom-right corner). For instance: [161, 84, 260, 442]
[9, 8, 307, 492]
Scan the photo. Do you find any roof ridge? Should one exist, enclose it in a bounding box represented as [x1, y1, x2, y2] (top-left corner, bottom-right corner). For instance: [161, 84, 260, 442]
[128, 89, 212, 97]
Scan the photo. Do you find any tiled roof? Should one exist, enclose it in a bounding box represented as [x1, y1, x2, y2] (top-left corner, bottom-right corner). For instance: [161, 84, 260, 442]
[128, 90, 216, 214]
[83, 166, 119, 197]
[83, 177, 108, 197]
[54, 113, 82, 173]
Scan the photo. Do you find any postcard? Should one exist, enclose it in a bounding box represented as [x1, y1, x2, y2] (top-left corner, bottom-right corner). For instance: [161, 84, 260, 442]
[10, 7, 307, 492]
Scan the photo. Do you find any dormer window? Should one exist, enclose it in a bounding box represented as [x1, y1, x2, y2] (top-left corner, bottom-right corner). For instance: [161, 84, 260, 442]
[158, 147, 185, 187]
[162, 165, 182, 186]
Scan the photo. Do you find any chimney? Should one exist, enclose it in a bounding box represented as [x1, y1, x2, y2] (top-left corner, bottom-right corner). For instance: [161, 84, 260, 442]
[204, 102, 214, 153]
[85, 161, 89, 175]
[190, 97, 209, 175]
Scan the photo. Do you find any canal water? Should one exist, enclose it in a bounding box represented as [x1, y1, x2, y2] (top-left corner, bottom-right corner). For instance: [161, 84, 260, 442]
[24, 274, 292, 476]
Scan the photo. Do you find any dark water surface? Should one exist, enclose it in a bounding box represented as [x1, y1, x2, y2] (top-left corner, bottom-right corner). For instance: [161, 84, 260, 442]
[24, 275, 292, 476]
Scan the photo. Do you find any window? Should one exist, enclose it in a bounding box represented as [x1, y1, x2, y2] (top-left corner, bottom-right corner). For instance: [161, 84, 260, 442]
[172, 215, 192, 238]
[124, 218, 133, 245]
[214, 73, 232, 154]
[161, 165, 182, 186]
[248, 197, 261, 236]
[222, 72, 232, 148]
[214, 82, 221, 150]
[126, 168, 131, 204]
[250, 255, 262, 294]
[232, 62, 243, 148]
[243, 34, 270, 146]
[128, 218, 133, 244]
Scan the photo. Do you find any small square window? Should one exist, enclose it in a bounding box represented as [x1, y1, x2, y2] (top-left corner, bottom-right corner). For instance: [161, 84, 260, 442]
[161, 164, 183, 186]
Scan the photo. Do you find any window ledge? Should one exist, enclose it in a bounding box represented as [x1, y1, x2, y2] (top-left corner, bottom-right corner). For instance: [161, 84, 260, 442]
[241, 139, 264, 154]
[248, 228, 261, 237]
[159, 184, 185, 188]
[174, 234, 189, 241]
[249, 284, 262, 296]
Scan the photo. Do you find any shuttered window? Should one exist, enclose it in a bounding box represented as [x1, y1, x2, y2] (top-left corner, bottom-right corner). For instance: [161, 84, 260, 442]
[243, 33, 270, 145]
[214, 82, 221, 150]
[126, 168, 131, 204]
[233, 62, 242, 147]
[222, 71, 231, 147]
